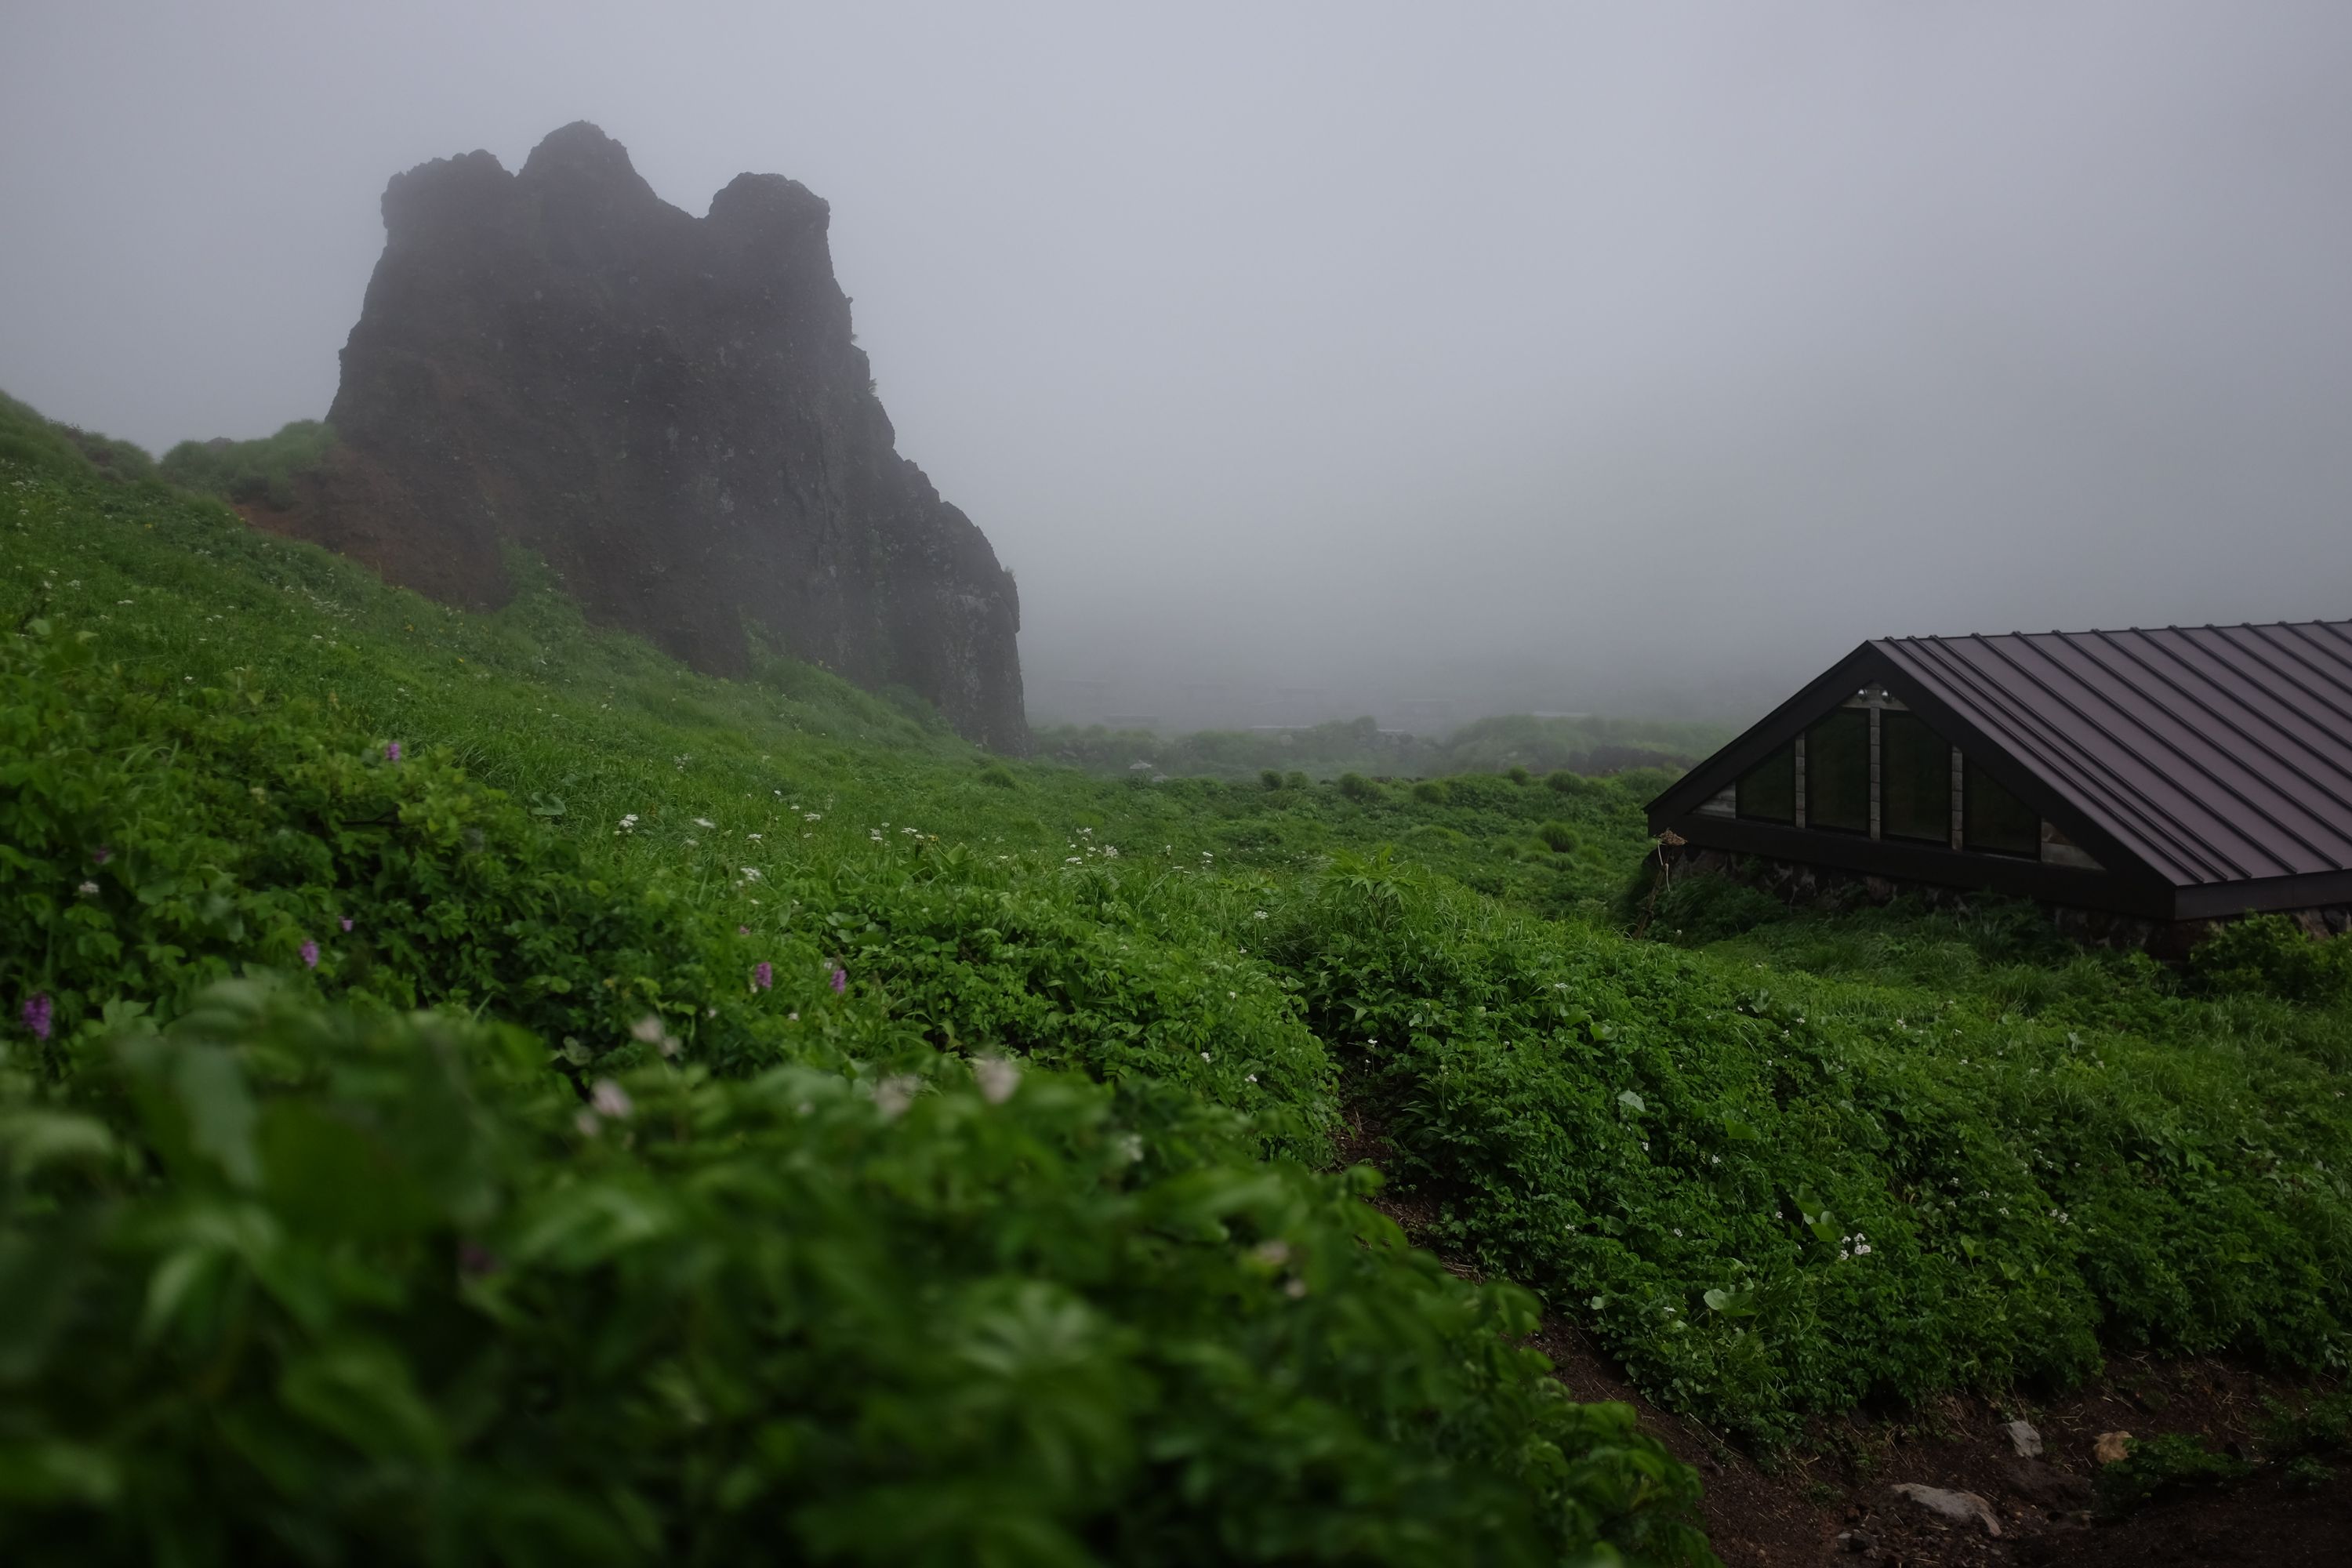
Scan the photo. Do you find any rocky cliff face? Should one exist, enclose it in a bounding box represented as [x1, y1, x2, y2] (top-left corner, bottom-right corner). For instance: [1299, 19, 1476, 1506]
[281, 122, 1026, 750]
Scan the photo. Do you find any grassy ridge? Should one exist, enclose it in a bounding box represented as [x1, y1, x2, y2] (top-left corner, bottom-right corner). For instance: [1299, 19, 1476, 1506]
[0, 400, 1711, 1562]
[158, 419, 336, 509]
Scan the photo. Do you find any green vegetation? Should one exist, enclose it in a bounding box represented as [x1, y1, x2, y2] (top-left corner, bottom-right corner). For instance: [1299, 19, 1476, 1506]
[3, 390, 2350, 1557]
[2093, 1432, 2252, 1516]
[1038, 712, 1730, 785]
[6, 983, 1703, 1564]
[2085, 1388, 2352, 1515]
[0, 394, 1706, 1564]
[159, 419, 336, 509]
[0, 390, 158, 484]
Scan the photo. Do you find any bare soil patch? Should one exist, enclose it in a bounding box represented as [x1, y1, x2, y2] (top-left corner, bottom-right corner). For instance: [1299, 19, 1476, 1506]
[1336, 1108, 2350, 1566]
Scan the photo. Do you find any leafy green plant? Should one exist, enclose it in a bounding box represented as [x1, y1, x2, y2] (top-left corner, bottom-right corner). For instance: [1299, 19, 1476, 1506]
[2093, 1433, 2252, 1517]
[1650, 871, 1787, 944]
[1537, 820, 1582, 855]
[2260, 1388, 2352, 1458]
[2189, 914, 2352, 1006]
[0, 982, 1710, 1565]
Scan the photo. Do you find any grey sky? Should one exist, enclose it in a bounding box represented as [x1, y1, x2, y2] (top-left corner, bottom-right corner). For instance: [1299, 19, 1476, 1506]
[6, 2, 2350, 728]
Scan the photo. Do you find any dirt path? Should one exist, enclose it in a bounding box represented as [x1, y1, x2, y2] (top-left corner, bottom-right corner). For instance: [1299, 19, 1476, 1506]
[1336, 1113, 2350, 1565]
[1535, 1316, 2349, 1566]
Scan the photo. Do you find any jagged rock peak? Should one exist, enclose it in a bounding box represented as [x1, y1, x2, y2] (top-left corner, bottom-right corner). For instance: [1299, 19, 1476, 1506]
[270, 122, 1028, 751]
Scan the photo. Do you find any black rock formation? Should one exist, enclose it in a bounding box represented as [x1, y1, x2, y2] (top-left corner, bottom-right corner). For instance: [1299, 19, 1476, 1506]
[278, 122, 1026, 750]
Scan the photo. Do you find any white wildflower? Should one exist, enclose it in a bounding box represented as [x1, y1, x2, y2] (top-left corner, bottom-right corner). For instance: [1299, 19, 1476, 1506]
[874, 1074, 920, 1120]
[972, 1056, 1021, 1105]
[590, 1080, 633, 1120]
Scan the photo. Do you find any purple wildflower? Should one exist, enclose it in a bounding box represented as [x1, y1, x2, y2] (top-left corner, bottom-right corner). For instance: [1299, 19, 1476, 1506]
[91, 846, 111, 865]
[339, 916, 354, 933]
[386, 741, 402, 763]
[456, 1240, 502, 1279]
[22, 993, 53, 1043]
[830, 965, 848, 995]
[299, 939, 320, 970]
[754, 961, 773, 991]
[738, 924, 751, 936]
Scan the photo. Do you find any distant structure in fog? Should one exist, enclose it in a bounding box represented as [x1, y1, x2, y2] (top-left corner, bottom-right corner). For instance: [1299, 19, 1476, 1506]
[1647, 622, 2352, 942]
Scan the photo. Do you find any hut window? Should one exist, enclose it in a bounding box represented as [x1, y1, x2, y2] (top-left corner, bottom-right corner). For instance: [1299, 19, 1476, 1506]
[1879, 712, 1951, 844]
[1963, 758, 2039, 856]
[1736, 741, 1796, 823]
[1806, 710, 1870, 833]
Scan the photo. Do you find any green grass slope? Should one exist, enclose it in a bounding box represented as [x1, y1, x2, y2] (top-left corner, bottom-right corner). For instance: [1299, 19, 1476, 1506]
[4, 390, 2350, 1556]
[0, 398, 1709, 1563]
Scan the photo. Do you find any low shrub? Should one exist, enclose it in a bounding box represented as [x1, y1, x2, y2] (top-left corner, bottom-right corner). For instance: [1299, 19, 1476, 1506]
[158, 419, 336, 510]
[0, 981, 1711, 1566]
[1265, 857, 2352, 1445]
[2094, 1433, 2252, 1517]
[2190, 914, 2352, 1006]
[1650, 871, 1788, 944]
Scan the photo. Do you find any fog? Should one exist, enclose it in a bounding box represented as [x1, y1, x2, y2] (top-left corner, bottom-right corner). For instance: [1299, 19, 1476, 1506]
[6, 2, 2351, 732]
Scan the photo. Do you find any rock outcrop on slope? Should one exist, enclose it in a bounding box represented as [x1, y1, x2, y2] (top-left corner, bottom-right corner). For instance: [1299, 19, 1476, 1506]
[275, 122, 1026, 750]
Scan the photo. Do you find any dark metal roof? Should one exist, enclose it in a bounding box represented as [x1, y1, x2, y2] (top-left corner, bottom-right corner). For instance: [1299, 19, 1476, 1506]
[1872, 622, 2352, 889]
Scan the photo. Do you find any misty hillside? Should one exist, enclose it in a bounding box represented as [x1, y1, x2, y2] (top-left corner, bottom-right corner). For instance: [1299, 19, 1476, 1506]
[7, 396, 2351, 1562]
[1037, 712, 1734, 786]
